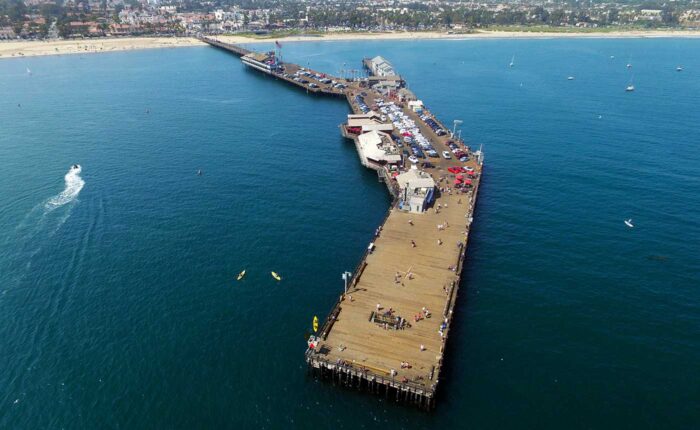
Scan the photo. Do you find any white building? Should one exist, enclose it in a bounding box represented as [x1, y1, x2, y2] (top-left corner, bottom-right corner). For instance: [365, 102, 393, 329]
[396, 166, 436, 214]
[357, 130, 402, 166]
[369, 56, 397, 77]
[408, 100, 424, 113]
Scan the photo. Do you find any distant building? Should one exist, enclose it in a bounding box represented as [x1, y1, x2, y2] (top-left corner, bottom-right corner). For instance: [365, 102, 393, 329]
[396, 166, 436, 214]
[640, 9, 663, 21]
[369, 55, 397, 77]
[0, 26, 17, 39]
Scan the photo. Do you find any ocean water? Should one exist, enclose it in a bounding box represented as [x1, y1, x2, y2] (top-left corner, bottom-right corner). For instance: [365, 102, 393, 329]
[1, 38, 699, 428]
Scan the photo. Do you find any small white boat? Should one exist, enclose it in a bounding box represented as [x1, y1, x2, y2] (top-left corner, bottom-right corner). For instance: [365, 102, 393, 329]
[626, 63, 632, 69]
[509, 55, 515, 68]
[567, 76, 575, 80]
[676, 66, 683, 72]
[626, 85, 635, 92]
[26, 68, 32, 75]
[624, 219, 634, 228]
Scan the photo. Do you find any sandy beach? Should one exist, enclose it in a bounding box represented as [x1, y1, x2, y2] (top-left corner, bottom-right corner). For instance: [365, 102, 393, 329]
[0, 37, 204, 59]
[2, 30, 700, 60]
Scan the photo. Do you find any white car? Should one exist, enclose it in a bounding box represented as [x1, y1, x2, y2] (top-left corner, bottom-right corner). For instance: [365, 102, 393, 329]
[408, 155, 419, 164]
[442, 151, 452, 159]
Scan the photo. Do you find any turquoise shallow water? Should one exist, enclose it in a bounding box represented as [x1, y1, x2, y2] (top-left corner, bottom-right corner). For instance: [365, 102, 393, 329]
[1, 38, 699, 428]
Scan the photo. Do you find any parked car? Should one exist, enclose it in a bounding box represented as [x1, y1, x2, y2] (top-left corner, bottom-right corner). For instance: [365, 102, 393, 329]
[442, 151, 452, 159]
[408, 155, 419, 164]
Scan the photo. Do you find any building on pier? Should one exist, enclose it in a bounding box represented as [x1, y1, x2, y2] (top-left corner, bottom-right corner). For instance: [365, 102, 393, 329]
[396, 166, 436, 213]
[408, 100, 424, 113]
[357, 130, 402, 167]
[241, 51, 280, 73]
[368, 56, 397, 77]
[346, 113, 394, 134]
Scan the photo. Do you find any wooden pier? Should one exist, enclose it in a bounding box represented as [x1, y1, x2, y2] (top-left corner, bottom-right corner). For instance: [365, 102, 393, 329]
[200, 37, 484, 410]
[197, 36, 252, 57]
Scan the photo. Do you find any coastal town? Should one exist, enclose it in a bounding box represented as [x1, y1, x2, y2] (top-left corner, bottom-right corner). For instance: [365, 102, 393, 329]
[1, 0, 700, 40]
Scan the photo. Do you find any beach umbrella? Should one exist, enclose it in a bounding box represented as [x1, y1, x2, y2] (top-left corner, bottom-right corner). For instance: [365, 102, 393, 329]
[464, 179, 473, 185]
[456, 174, 464, 180]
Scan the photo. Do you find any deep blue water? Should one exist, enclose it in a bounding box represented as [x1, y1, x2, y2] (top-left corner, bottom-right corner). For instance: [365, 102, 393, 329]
[1, 38, 699, 428]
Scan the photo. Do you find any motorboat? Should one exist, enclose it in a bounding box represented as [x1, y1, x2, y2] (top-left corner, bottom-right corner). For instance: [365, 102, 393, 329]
[237, 270, 246, 281]
[567, 76, 575, 80]
[676, 66, 683, 72]
[71, 164, 80, 170]
[625, 85, 635, 92]
[271, 271, 282, 281]
[624, 219, 634, 228]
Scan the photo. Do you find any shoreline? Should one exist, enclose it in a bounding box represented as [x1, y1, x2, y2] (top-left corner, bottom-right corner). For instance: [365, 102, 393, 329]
[2, 29, 700, 60]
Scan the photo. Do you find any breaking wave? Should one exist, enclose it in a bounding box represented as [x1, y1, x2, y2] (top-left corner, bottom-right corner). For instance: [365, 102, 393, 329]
[45, 165, 84, 212]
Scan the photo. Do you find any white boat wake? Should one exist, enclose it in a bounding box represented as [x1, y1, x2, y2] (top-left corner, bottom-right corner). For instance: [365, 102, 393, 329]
[4, 165, 86, 287]
[45, 165, 84, 212]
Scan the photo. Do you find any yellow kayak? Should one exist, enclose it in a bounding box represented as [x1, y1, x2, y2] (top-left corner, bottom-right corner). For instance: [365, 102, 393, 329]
[271, 271, 282, 281]
[236, 270, 246, 281]
[313, 316, 319, 332]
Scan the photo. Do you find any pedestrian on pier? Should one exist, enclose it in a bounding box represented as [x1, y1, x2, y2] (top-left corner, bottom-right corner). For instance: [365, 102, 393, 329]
[408, 219, 413, 226]
[411, 240, 416, 248]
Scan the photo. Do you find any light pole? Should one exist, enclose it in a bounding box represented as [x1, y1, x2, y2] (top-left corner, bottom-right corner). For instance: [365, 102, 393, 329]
[341, 271, 352, 295]
[452, 119, 463, 138]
